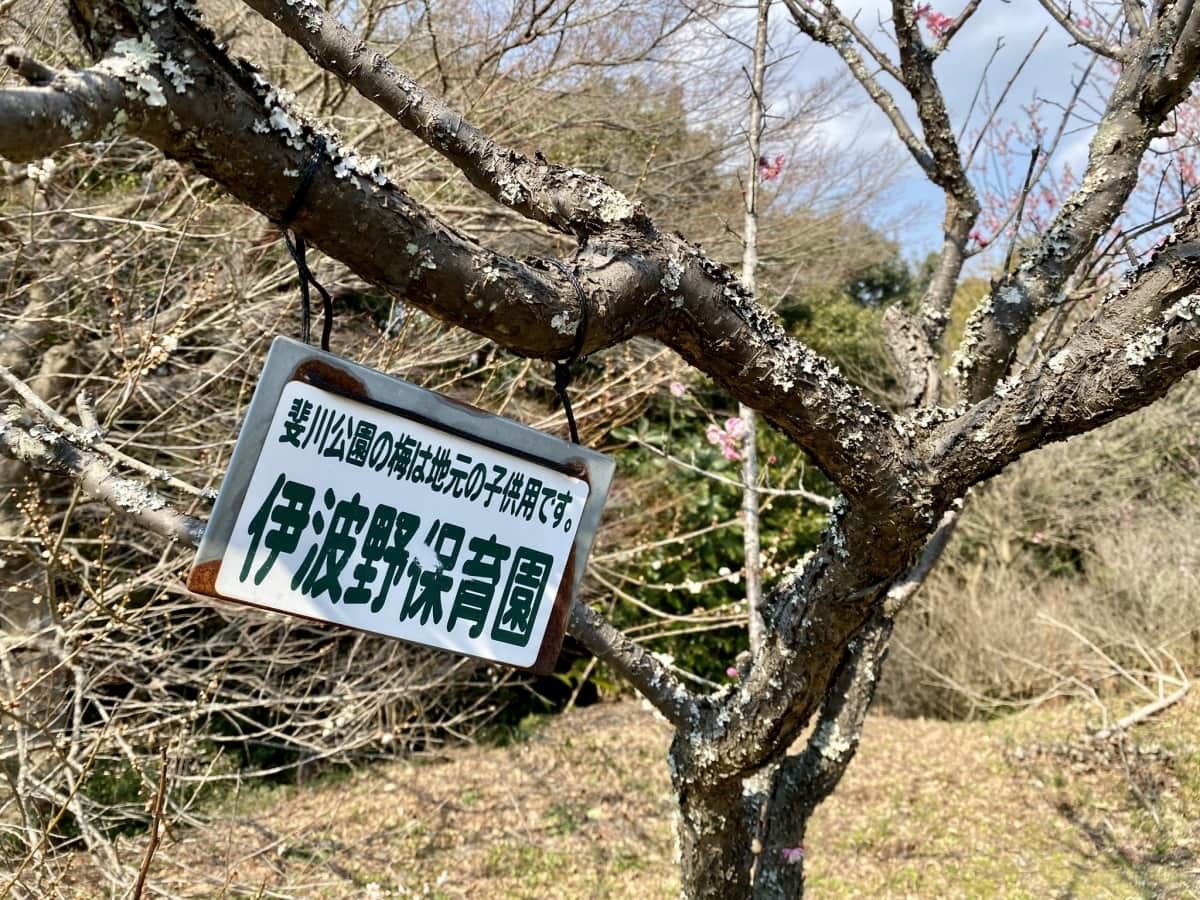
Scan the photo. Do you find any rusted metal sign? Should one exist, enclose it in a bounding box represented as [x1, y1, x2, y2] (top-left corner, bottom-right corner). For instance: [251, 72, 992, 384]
[188, 337, 613, 673]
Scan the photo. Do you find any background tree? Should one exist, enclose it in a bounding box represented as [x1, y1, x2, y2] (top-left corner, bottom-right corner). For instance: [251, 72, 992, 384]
[1, 0, 1199, 897]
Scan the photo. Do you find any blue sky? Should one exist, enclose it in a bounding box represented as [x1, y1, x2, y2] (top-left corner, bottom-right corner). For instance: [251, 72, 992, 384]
[777, 0, 1100, 258]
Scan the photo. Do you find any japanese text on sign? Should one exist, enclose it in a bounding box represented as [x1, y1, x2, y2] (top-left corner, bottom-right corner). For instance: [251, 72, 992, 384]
[214, 379, 589, 667]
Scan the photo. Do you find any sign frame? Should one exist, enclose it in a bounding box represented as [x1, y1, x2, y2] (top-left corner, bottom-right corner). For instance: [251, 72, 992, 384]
[188, 336, 614, 674]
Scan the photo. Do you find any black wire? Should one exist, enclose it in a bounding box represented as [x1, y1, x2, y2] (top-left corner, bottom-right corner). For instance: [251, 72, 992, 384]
[553, 359, 580, 445]
[282, 232, 334, 352]
[282, 232, 311, 345]
[548, 259, 590, 445]
[279, 138, 333, 352]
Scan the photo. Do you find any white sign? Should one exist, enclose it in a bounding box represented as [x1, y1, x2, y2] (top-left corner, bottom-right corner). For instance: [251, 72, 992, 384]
[190, 339, 612, 672]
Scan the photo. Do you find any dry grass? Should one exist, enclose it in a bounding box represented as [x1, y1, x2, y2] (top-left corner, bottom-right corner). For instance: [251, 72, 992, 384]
[881, 378, 1200, 719]
[35, 692, 1200, 898]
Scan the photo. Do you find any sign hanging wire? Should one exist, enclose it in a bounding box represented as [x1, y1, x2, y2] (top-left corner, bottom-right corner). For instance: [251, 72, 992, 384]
[548, 259, 590, 445]
[279, 137, 333, 352]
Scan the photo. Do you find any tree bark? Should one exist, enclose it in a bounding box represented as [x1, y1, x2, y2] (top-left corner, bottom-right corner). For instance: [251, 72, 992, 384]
[674, 766, 759, 898]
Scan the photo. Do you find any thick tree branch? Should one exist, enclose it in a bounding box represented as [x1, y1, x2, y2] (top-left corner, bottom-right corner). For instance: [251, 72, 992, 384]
[749, 503, 960, 895]
[0, 413, 205, 546]
[954, 1, 1200, 401]
[241, 0, 644, 239]
[0, 50, 130, 162]
[34, 0, 903, 505]
[940, 206, 1200, 487]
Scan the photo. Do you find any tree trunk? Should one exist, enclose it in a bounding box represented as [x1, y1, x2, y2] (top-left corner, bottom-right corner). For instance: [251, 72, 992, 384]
[674, 763, 813, 899]
[675, 775, 759, 898]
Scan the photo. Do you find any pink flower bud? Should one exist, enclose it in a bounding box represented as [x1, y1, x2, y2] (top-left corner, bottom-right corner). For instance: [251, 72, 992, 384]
[781, 846, 805, 863]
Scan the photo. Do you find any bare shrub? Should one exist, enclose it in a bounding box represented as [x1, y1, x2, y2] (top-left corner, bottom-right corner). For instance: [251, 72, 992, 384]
[882, 380, 1200, 719]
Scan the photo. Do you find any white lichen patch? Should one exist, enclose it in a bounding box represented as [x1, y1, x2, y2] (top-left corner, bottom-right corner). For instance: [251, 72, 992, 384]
[1124, 325, 1166, 367]
[998, 283, 1024, 305]
[826, 497, 850, 560]
[59, 111, 86, 141]
[550, 310, 578, 335]
[332, 150, 388, 190]
[497, 176, 528, 207]
[892, 416, 916, 439]
[811, 720, 852, 761]
[108, 478, 167, 514]
[993, 375, 1017, 398]
[1163, 293, 1200, 324]
[102, 38, 168, 107]
[593, 187, 635, 223]
[476, 261, 503, 285]
[266, 90, 306, 150]
[1047, 348, 1071, 374]
[662, 254, 684, 293]
[161, 57, 194, 94]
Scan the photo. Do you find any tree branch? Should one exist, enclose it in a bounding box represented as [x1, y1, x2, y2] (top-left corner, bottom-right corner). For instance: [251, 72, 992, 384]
[891, 0, 981, 347]
[954, 1, 1200, 401]
[0, 50, 130, 162]
[238, 0, 644, 239]
[0, 413, 206, 546]
[1035, 0, 1128, 59]
[33, 0, 903, 505]
[0, 406, 698, 727]
[750, 503, 960, 891]
[569, 601, 698, 728]
[782, 1, 934, 175]
[940, 204, 1200, 487]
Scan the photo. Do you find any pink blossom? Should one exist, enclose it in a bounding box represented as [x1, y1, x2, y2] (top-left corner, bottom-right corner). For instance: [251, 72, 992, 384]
[726, 666, 741, 680]
[914, 3, 954, 40]
[669, 381, 687, 397]
[1031, 531, 1045, 544]
[767, 454, 777, 465]
[781, 846, 805, 864]
[757, 153, 786, 182]
[1076, 16, 1092, 28]
[705, 417, 749, 462]
[969, 229, 990, 247]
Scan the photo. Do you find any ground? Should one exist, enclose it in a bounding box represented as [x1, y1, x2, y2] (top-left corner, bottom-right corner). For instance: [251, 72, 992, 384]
[44, 693, 1200, 898]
